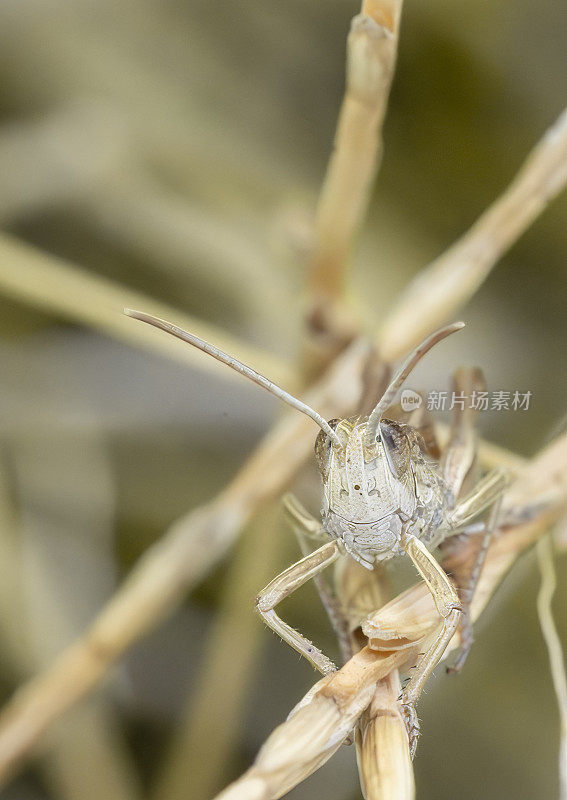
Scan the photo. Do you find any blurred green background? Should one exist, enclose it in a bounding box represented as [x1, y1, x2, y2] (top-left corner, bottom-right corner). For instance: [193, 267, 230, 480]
[0, 1, 566, 799]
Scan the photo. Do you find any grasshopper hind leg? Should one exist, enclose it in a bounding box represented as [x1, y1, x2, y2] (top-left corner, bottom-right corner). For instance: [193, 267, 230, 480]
[444, 496, 503, 673]
[439, 367, 508, 675]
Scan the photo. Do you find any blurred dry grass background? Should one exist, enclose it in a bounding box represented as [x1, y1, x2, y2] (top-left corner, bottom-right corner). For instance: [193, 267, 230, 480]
[0, 1, 566, 799]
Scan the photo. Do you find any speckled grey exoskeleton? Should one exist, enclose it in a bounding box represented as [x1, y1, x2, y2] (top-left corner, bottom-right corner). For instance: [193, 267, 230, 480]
[125, 309, 507, 755]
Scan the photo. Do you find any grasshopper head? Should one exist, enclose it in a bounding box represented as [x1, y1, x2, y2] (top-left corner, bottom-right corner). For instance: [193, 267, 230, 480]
[314, 416, 412, 524]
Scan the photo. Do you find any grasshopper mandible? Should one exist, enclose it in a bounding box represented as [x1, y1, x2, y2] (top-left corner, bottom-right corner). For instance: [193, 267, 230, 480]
[125, 309, 507, 754]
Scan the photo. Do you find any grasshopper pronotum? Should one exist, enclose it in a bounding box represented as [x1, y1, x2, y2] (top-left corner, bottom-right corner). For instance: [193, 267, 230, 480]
[125, 309, 507, 754]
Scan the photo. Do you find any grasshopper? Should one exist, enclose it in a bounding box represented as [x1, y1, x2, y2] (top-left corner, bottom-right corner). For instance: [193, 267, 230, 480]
[125, 310, 507, 754]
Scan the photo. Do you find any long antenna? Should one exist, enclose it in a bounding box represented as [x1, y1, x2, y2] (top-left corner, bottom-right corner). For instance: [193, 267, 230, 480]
[364, 321, 465, 447]
[124, 309, 342, 446]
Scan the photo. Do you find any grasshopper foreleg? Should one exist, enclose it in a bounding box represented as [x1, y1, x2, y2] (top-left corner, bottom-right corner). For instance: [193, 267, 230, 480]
[255, 540, 341, 675]
[283, 494, 353, 664]
[398, 529, 462, 757]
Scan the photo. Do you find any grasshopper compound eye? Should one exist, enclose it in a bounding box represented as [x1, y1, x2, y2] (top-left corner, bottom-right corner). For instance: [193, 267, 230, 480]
[314, 419, 340, 479]
[378, 422, 396, 449]
[378, 421, 410, 479]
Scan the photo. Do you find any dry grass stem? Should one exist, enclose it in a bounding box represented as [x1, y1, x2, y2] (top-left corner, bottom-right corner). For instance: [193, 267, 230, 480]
[214, 648, 413, 800]
[0, 233, 292, 386]
[337, 546, 414, 800]
[378, 107, 567, 360]
[362, 582, 441, 651]
[0, 462, 29, 679]
[356, 671, 414, 800]
[42, 704, 142, 800]
[555, 515, 567, 552]
[308, 0, 403, 317]
[537, 534, 567, 800]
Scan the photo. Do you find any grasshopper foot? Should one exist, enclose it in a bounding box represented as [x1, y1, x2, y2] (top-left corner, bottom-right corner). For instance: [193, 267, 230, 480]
[399, 697, 420, 758]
